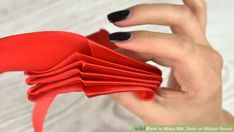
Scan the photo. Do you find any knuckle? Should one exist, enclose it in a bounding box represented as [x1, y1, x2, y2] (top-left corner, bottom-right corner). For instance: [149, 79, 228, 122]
[113, 93, 130, 106]
[198, 0, 207, 11]
[202, 50, 223, 98]
[142, 31, 157, 51]
[112, 93, 121, 101]
[177, 5, 193, 21]
[175, 34, 196, 56]
[211, 50, 224, 69]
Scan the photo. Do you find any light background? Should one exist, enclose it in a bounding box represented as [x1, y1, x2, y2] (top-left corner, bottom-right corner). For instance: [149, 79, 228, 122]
[0, 0, 233, 132]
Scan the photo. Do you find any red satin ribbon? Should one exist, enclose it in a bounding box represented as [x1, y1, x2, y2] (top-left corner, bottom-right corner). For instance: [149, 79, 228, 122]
[0, 29, 162, 132]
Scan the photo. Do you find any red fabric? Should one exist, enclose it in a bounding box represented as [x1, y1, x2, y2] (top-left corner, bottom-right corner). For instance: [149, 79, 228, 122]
[0, 29, 162, 132]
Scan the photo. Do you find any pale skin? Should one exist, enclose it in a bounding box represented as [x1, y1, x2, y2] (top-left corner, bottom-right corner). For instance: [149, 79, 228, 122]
[109, 0, 234, 124]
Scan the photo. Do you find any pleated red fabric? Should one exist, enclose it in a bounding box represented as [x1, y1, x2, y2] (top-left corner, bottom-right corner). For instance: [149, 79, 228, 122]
[0, 29, 162, 132]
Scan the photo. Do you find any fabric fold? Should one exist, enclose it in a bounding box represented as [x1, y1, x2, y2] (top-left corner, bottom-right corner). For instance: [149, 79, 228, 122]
[0, 29, 162, 132]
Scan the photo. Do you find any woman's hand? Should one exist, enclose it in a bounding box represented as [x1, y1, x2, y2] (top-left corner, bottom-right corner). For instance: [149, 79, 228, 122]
[107, 0, 234, 124]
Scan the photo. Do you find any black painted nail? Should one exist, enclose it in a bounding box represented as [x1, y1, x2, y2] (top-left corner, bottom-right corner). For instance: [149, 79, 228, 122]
[109, 32, 131, 42]
[107, 9, 130, 23]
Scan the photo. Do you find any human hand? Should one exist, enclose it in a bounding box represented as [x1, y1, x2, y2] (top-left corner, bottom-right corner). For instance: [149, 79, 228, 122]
[107, 0, 234, 124]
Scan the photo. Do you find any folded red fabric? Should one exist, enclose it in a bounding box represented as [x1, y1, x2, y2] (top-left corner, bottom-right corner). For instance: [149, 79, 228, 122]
[0, 29, 162, 132]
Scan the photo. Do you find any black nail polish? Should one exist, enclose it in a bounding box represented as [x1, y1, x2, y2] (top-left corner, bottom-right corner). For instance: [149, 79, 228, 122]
[107, 9, 130, 23]
[109, 32, 131, 42]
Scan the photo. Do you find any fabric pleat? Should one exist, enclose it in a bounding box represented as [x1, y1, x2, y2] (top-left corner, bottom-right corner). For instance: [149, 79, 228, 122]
[0, 29, 162, 132]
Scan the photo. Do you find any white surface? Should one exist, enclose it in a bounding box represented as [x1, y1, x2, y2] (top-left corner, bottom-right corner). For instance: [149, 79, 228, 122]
[0, 0, 234, 132]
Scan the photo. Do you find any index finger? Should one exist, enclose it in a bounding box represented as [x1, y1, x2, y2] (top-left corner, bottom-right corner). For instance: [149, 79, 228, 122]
[108, 4, 206, 44]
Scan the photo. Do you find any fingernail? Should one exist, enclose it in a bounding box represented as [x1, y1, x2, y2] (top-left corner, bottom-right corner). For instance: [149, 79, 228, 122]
[109, 32, 131, 42]
[107, 9, 130, 23]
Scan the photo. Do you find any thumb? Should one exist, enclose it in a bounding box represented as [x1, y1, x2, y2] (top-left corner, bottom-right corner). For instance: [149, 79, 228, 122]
[110, 92, 164, 121]
[156, 87, 185, 99]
